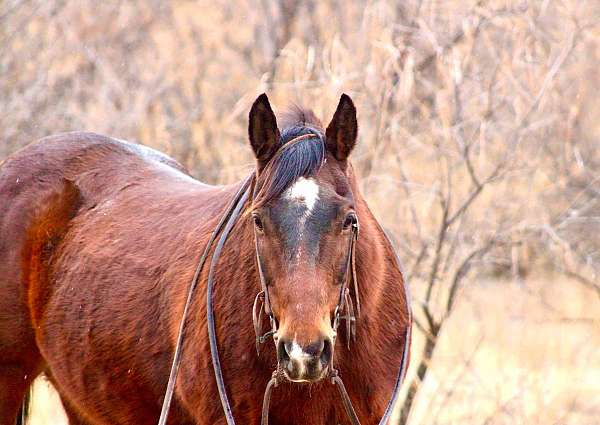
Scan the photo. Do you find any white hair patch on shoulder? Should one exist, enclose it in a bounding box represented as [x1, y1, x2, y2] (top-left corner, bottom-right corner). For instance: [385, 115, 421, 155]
[285, 177, 319, 212]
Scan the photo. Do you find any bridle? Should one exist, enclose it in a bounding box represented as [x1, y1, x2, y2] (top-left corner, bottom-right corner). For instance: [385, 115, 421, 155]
[157, 139, 412, 425]
[253, 199, 361, 425]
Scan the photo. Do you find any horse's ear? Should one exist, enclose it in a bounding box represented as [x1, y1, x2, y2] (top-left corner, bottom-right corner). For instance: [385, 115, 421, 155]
[325, 94, 358, 161]
[249, 93, 280, 171]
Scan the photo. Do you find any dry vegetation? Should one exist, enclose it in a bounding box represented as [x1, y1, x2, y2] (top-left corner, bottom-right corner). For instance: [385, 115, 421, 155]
[1, 0, 598, 424]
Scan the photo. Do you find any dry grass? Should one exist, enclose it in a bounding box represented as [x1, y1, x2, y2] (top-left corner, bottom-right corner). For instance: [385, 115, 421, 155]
[28, 380, 67, 425]
[407, 276, 600, 425]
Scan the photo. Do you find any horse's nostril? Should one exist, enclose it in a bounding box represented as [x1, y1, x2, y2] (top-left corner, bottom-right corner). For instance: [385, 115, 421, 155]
[277, 337, 332, 371]
[278, 340, 290, 363]
[320, 338, 332, 365]
[304, 339, 325, 357]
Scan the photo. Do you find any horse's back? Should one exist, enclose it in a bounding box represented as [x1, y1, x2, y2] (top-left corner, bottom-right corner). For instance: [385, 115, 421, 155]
[0, 132, 192, 360]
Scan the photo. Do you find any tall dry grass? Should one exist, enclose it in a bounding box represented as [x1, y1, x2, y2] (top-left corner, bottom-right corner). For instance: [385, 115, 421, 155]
[1, 0, 599, 423]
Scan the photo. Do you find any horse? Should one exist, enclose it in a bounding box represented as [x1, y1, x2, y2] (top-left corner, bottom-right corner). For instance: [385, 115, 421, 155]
[0, 93, 411, 425]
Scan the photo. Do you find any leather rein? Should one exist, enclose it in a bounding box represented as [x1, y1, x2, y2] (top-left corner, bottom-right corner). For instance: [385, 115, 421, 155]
[158, 149, 412, 425]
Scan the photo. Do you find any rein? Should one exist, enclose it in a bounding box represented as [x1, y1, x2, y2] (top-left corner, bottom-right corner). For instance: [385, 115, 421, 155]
[157, 174, 253, 425]
[157, 159, 412, 425]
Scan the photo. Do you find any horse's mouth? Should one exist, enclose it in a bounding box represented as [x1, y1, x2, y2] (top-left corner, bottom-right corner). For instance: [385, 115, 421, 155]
[278, 362, 330, 384]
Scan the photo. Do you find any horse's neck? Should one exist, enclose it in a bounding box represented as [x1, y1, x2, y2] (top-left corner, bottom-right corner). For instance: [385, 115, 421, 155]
[351, 197, 408, 345]
[208, 205, 261, 318]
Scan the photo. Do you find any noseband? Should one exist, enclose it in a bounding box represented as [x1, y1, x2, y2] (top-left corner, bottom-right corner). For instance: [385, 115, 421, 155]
[158, 144, 412, 425]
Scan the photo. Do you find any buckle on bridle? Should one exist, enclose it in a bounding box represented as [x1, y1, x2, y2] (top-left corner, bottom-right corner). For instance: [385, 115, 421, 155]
[252, 291, 277, 355]
[332, 288, 357, 349]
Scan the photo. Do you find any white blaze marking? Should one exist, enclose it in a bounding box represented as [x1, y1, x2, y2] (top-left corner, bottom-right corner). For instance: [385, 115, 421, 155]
[289, 340, 310, 377]
[285, 177, 320, 267]
[290, 341, 305, 359]
[285, 177, 319, 212]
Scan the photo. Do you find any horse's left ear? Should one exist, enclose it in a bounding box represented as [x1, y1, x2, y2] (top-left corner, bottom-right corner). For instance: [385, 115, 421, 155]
[325, 94, 358, 161]
[249, 93, 280, 172]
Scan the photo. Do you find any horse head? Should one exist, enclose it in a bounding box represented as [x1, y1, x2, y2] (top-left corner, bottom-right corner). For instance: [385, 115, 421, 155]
[248, 94, 360, 383]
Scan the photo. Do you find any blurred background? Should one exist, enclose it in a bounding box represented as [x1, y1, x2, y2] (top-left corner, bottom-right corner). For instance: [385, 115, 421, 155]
[1, 0, 599, 424]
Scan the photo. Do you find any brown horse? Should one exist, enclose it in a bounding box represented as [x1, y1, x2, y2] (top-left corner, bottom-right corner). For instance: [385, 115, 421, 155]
[0, 94, 410, 425]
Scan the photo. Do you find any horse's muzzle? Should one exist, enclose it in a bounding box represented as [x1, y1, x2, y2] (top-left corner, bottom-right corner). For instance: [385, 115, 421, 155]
[276, 337, 333, 382]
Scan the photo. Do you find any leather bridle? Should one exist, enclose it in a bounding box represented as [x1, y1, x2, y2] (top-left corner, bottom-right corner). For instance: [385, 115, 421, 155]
[253, 205, 361, 425]
[158, 149, 412, 425]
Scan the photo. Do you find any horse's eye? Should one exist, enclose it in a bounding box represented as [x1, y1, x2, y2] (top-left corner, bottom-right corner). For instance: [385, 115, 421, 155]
[252, 214, 264, 232]
[343, 213, 356, 231]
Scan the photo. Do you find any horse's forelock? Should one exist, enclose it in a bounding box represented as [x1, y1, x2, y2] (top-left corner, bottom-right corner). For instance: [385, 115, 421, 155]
[252, 108, 326, 209]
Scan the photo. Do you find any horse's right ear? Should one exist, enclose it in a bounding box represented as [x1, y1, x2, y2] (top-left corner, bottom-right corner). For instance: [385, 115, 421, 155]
[249, 93, 280, 171]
